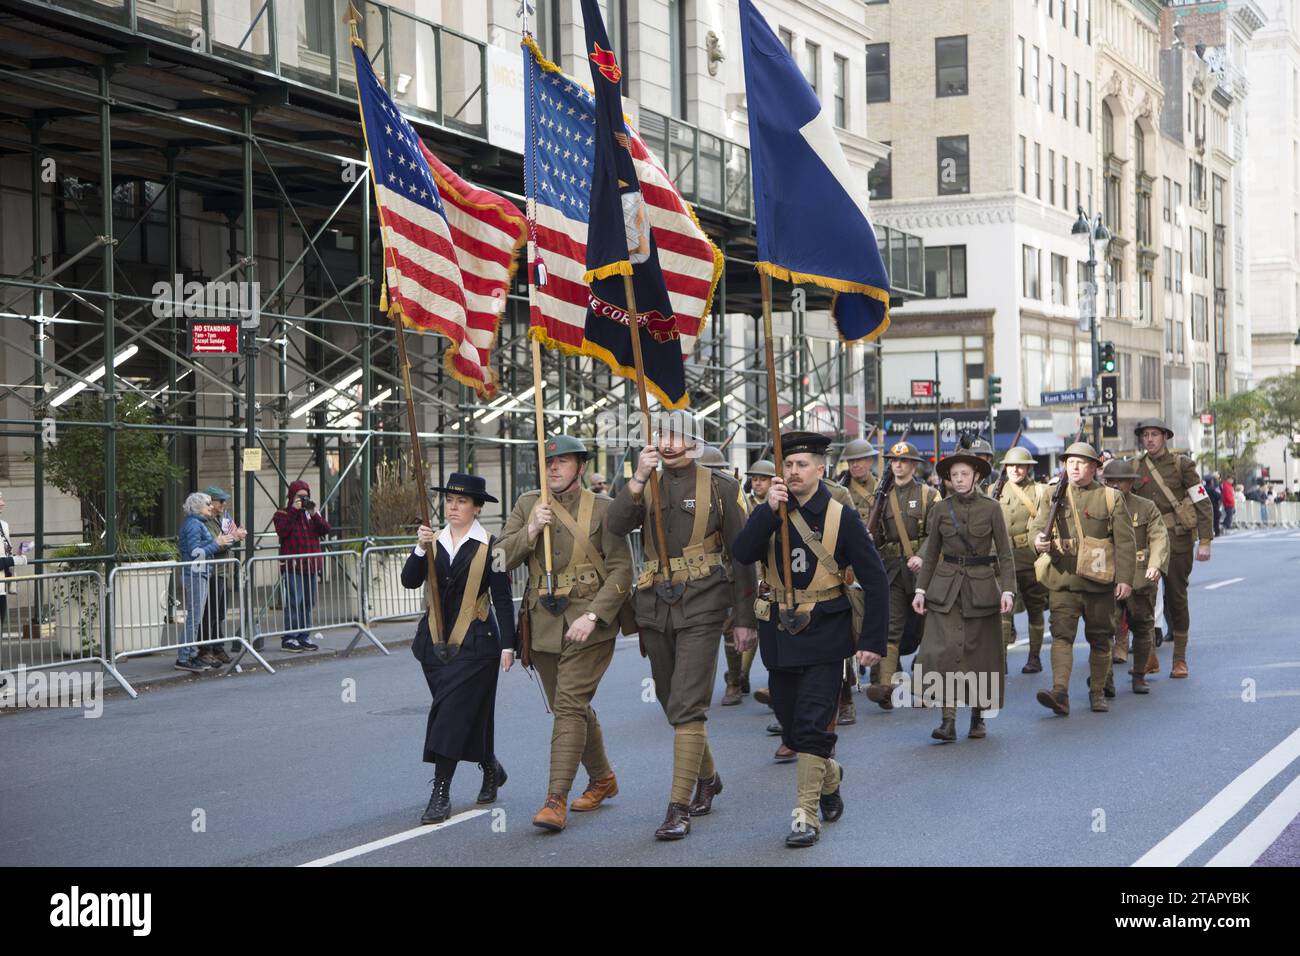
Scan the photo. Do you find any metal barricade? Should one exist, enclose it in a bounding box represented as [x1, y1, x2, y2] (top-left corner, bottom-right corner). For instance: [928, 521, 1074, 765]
[108, 558, 272, 676]
[0, 567, 134, 697]
[243, 550, 385, 658]
[361, 544, 425, 629]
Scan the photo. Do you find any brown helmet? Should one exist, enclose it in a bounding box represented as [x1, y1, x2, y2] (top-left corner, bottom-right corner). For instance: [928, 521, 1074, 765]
[885, 440, 924, 462]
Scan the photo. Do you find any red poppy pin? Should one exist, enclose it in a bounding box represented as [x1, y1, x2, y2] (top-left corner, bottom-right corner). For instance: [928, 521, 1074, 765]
[590, 42, 622, 84]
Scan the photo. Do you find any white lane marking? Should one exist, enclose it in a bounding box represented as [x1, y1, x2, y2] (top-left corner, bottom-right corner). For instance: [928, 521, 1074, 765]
[1253, 662, 1300, 670]
[1206, 774, 1300, 867]
[299, 808, 489, 867]
[1133, 724, 1300, 867]
[1204, 577, 1244, 590]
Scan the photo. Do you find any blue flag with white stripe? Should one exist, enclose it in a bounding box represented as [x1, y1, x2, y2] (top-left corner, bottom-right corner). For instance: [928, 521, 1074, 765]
[738, 0, 891, 342]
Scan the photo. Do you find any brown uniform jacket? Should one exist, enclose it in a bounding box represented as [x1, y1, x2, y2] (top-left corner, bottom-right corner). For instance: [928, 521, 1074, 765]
[607, 462, 757, 630]
[915, 492, 1016, 616]
[1028, 479, 1138, 592]
[997, 477, 1051, 571]
[1122, 490, 1170, 593]
[876, 478, 940, 579]
[1132, 449, 1214, 552]
[498, 485, 633, 654]
[842, 474, 878, 524]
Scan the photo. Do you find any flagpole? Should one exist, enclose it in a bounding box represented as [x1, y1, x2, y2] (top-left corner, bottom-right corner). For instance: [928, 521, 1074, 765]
[759, 271, 798, 624]
[347, 3, 445, 642]
[621, 272, 674, 577]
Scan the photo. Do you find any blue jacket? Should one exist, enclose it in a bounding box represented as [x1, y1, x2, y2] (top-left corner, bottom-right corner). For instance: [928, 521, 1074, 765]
[179, 513, 220, 573]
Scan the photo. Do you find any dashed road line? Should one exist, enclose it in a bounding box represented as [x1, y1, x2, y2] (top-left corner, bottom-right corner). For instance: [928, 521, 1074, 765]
[299, 808, 489, 867]
[1204, 577, 1244, 590]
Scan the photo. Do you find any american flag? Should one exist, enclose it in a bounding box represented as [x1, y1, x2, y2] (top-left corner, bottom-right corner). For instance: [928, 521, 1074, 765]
[352, 42, 526, 400]
[523, 38, 722, 372]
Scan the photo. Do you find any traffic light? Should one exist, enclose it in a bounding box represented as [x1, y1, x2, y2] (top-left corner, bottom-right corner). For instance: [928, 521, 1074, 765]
[1099, 341, 1117, 374]
[1202, 418, 1215, 445]
[987, 375, 1002, 405]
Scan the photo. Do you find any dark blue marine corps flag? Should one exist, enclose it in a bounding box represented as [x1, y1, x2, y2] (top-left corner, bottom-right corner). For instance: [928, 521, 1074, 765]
[578, 0, 690, 409]
[738, 0, 891, 342]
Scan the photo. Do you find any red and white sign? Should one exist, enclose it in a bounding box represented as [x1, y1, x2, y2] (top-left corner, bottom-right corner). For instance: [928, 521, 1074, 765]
[190, 322, 239, 355]
[1200, 413, 1214, 425]
[911, 380, 935, 398]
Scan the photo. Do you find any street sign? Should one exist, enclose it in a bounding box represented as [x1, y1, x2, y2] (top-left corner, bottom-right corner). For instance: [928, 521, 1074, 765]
[911, 379, 935, 398]
[1200, 413, 1215, 425]
[1040, 388, 1089, 406]
[190, 321, 239, 355]
[1079, 403, 1114, 417]
[1100, 374, 1119, 439]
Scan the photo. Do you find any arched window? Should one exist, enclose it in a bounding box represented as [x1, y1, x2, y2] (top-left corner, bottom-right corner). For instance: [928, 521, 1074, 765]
[1134, 122, 1145, 172]
[1102, 101, 1114, 156]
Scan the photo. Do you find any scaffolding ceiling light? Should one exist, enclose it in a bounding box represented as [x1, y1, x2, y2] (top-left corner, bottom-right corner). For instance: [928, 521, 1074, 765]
[47, 344, 140, 408]
[290, 369, 364, 418]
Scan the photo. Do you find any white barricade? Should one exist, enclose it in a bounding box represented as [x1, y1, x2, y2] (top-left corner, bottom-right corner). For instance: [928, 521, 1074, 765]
[361, 544, 424, 629]
[243, 550, 385, 658]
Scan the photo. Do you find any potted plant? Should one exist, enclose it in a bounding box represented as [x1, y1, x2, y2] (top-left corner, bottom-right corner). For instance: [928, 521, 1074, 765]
[37, 394, 185, 656]
[363, 457, 424, 621]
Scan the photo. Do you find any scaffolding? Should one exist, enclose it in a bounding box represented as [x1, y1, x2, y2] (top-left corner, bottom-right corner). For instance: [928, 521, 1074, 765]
[0, 0, 923, 574]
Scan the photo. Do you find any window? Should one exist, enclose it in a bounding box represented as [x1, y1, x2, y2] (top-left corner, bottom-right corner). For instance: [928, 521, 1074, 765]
[937, 135, 970, 195]
[804, 40, 820, 95]
[1075, 161, 1082, 210]
[1073, 0, 1079, 35]
[936, 36, 968, 96]
[1174, 181, 1182, 212]
[1175, 250, 1184, 292]
[1077, 339, 1092, 383]
[1019, 136, 1027, 193]
[1032, 47, 1040, 104]
[1163, 247, 1173, 291]
[1047, 55, 1055, 112]
[833, 54, 848, 128]
[1077, 260, 1091, 309]
[1024, 334, 1046, 402]
[1035, 143, 1042, 199]
[1102, 100, 1114, 155]
[1162, 176, 1172, 222]
[1085, 0, 1091, 44]
[925, 245, 967, 298]
[869, 145, 891, 200]
[1135, 124, 1151, 246]
[1212, 174, 1226, 227]
[1192, 293, 1208, 341]
[866, 43, 890, 103]
[1053, 338, 1071, 392]
[1023, 245, 1041, 299]
[1191, 228, 1207, 277]
[1086, 80, 1092, 131]
[1074, 72, 1081, 126]
[1139, 271, 1153, 325]
[1060, 63, 1068, 116]
[606, 0, 629, 91]
[1189, 160, 1206, 205]
[1144, 358, 1164, 403]
[1107, 253, 1123, 316]
[1062, 154, 1069, 209]
[1048, 148, 1056, 203]
[1119, 351, 1133, 400]
[1088, 166, 1093, 214]
[1018, 37, 1025, 96]
[669, 0, 687, 118]
[1194, 362, 1210, 412]
[779, 27, 794, 53]
[1051, 253, 1070, 305]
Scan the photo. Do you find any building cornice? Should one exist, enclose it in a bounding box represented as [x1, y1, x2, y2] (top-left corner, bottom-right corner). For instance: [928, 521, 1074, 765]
[873, 195, 1015, 230]
[1231, 0, 1268, 36]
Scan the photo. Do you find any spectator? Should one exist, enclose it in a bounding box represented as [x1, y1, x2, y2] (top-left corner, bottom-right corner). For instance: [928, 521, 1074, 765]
[1206, 474, 1222, 537]
[1221, 477, 1236, 531]
[0, 490, 33, 637]
[178, 492, 234, 672]
[273, 479, 332, 652]
[202, 486, 246, 664]
[588, 472, 608, 495]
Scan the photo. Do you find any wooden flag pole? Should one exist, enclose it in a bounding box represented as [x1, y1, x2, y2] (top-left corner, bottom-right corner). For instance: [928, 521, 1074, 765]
[529, 336, 567, 612]
[620, 272, 676, 597]
[759, 271, 805, 632]
[347, 4, 445, 641]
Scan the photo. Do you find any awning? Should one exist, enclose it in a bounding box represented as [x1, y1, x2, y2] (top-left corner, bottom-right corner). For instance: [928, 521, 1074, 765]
[903, 431, 1053, 456]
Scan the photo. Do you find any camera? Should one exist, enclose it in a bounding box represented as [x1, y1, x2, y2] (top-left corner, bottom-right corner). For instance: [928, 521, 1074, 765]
[301, 498, 316, 511]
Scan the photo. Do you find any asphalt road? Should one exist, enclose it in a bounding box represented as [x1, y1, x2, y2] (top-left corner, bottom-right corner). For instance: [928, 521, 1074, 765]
[3, 529, 1299, 867]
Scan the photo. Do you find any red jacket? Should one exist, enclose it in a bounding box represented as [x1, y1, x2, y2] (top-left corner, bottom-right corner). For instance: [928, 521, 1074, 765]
[1221, 480, 1235, 508]
[274, 480, 332, 572]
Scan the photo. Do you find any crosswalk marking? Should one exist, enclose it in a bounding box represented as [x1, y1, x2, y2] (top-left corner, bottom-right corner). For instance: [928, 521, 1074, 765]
[1207, 774, 1300, 867]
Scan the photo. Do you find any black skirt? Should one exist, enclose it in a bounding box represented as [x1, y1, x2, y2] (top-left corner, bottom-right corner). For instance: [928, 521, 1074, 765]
[420, 621, 500, 764]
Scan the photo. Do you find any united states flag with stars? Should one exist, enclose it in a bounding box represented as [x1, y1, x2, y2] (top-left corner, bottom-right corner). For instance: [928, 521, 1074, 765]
[352, 40, 525, 400]
[523, 38, 722, 369]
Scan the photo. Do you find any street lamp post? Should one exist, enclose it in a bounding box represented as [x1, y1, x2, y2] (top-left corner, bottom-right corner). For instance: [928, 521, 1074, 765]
[1073, 205, 1111, 446]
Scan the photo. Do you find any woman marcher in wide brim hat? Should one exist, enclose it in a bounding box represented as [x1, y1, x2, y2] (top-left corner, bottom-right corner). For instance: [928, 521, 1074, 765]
[935, 451, 992, 482]
[406, 472, 515, 826]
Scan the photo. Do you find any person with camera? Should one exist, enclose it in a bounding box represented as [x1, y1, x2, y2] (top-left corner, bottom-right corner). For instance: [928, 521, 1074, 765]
[273, 480, 332, 652]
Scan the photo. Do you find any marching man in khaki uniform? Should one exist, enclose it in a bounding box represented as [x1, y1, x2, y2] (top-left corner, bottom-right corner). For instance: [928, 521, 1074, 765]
[1130, 420, 1213, 678]
[996, 446, 1051, 673]
[700, 445, 751, 707]
[607, 411, 757, 841]
[1030, 442, 1137, 716]
[1101, 457, 1169, 696]
[499, 435, 633, 832]
[839, 437, 879, 506]
[862, 440, 940, 709]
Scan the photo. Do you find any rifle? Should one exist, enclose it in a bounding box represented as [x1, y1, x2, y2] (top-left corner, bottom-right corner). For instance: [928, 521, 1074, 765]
[865, 426, 910, 545]
[991, 421, 1026, 499]
[1036, 423, 1087, 559]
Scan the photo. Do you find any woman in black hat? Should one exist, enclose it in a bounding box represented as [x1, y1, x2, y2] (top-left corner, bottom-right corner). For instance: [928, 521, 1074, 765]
[911, 452, 1017, 742]
[405, 473, 517, 825]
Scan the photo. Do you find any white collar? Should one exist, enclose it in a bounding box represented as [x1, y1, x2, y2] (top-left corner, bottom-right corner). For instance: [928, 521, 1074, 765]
[438, 520, 489, 561]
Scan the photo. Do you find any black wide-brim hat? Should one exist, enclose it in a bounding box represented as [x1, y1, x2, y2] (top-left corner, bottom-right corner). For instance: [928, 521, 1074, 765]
[429, 472, 498, 504]
[936, 452, 992, 481]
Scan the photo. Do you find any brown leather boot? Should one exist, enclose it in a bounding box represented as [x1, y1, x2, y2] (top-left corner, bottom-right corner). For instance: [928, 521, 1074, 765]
[753, 687, 772, 706]
[569, 772, 618, 811]
[1090, 694, 1110, 713]
[931, 717, 957, 742]
[1170, 659, 1189, 678]
[968, 709, 987, 739]
[773, 743, 797, 763]
[837, 699, 857, 725]
[654, 802, 690, 840]
[721, 675, 743, 706]
[1132, 673, 1150, 695]
[1036, 688, 1070, 716]
[532, 793, 568, 831]
[688, 772, 724, 816]
[864, 684, 894, 710]
[1145, 651, 1160, 675]
[1021, 652, 1042, 674]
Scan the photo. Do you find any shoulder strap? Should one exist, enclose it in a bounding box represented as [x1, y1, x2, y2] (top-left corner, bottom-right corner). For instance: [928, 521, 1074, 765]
[1141, 452, 1183, 508]
[688, 464, 712, 550]
[945, 498, 980, 557]
[887, 487, 915, 558]
[550, 490, 609, 579]
[1007, 480, 1040, 519]
[788, 500, 844, 574]
[448, 541, 490, 647]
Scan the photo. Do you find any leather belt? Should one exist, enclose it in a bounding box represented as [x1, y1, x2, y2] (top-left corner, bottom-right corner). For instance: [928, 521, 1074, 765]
[942, 554, 996, 566]
[880, 539, 920, 557]
[765, 584, 846, 604]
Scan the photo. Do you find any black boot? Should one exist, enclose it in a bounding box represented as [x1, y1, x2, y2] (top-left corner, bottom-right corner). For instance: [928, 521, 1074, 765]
[421, 775, 452, 825]
[476, 758, 507, 804]
[931, 717, 957, 742]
